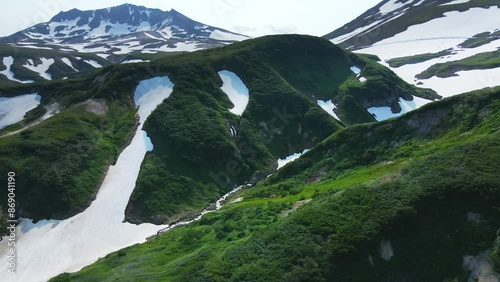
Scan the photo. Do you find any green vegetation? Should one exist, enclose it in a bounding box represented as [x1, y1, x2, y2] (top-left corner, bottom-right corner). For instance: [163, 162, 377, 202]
[0, 35, 439, 230]
[387, 49, 454, 68]
[54, 87, 500, 281]
[125, 35, 437, 224]
[459, 30, 500, 48]
[416, 50, 500, 79]
[0, 93, 136, 221]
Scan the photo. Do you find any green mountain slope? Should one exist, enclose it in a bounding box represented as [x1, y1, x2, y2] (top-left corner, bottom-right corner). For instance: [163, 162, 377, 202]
[52, 87, 500, 282]
[0, 34, 438, 229]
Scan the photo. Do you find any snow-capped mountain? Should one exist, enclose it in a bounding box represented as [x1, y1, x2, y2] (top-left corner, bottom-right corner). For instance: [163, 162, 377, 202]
[1, 3, 249, 56]
[325, 0, 500, 98]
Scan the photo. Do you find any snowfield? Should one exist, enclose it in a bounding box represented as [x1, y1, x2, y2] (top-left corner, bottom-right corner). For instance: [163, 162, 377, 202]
[61, 58, 78, 72]
[367, 96, 432, 121]
[317, 100, 341, 121]
[352, 6, 500, 98]
[0, 93, 41, 129]
[218, 70, 250, 116]
[23, 58, 55, 80]
[83, 59, 103, 68]
[278, 149, 310, 170]
[0, 77, 174, 282]
[0, 56, 34, 83]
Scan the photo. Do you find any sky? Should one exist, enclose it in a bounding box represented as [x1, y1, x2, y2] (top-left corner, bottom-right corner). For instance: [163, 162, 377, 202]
[0, 0, 379, 37]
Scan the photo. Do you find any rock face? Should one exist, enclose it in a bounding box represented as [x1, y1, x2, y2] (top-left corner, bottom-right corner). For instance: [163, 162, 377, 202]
[1, 4, 249, 55]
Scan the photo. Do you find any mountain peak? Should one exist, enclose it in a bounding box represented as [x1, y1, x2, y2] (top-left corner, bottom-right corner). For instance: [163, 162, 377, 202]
[2, 3, 249, 56]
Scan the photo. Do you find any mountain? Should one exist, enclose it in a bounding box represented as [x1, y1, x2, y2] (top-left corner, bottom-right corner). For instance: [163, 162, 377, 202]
[0, 34, 437, 225]
[2, 3, 249, 55]
[52, 86, 500, 281]
[0, 4, 249, 85]
[324, 0, 500, 98]
[0, 34, 446, 281]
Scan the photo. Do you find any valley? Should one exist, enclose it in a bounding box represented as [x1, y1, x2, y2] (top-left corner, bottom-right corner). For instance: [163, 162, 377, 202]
[0, 1, 499, 281]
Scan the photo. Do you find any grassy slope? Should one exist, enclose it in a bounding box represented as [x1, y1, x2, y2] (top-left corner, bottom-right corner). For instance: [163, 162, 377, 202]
[0, 35, 438, 227]
[125, 35, 347, 224]
[416, 50, 500, 79]
[0, 72, 138, 223]
[54, 87, 500, 282]
[125, 35, 438, 224]
[459, 30, 500, 48]
[386, 49, 453, 68]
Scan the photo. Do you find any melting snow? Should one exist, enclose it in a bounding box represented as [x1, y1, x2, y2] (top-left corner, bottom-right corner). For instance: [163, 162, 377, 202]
[413, 0, 426, 6]
[317, 100, 341, 121]
[61, 58, 78, 72]
[356, 7, 500, 97]
[368, 96, 433, 121]
[359, 7, 500, 58]
[218, 70, 250, 116]
[440, 0, 471, 6]
[277, 149, 310, 170]
[23, 58, 54, 80]
[83, 59, 102, 68]
[122, 59, 151, 64]
[0, 93, 41, 129]
[0, 77, 174, 282]
[379, 0, 406, 15]
[0, 56, 34, 83]
[350, 66, 361, 75]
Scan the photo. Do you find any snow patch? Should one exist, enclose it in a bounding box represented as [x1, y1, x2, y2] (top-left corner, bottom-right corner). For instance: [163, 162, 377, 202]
[359, 7, 500, 58]
[441, 0, 471, 6]
[368, 96, 433, 121]
[83, 59, 102, 68]
[0, 56, 34, 83]
[61, 58, 78, 72]
[379, 0, 406, 15]
[121, 59, 151, 64]
[277, 149, 310, 170]
[0, 93, 41, 129]
[0, 77, 174, 282]
[350, 66, 361, 75]
[23, 58, 54, 80]
[413, 0, 426, 6]
[218, 70, 250, 116]
[317, 100, 341, 121]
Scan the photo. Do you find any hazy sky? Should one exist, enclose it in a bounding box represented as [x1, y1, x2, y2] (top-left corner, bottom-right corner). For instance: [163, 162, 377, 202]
[0, 0, 379, 37]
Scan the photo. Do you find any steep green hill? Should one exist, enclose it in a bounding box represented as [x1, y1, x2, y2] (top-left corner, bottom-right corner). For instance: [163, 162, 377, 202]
[0, 34, 438, 228]
[52, 87, 500, 282]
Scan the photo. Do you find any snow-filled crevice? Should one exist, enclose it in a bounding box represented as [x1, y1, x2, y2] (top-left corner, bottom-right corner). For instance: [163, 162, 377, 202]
[277, 149, 310, 170]
[317, 100, 341, 121]
[218, 70, 250, 116]
[0, 77, 174, 282]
